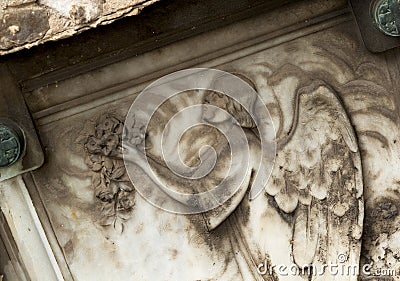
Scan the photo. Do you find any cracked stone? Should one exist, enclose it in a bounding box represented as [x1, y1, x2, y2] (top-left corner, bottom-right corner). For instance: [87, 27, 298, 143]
[0, 7, 49, 50]
[39, 0, 102, 23]
[0, 0, 158, 55]
[4, 0, 36, 7]
[8, 25, 20, 35]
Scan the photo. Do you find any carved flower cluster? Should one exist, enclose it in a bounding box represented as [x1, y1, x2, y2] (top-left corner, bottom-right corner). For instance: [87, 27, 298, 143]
[84, 116, 135, 233]
[85, 115, 122, 157]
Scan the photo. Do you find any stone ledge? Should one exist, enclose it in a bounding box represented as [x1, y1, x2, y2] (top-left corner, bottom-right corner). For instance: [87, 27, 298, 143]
[0, 0, 159, 55]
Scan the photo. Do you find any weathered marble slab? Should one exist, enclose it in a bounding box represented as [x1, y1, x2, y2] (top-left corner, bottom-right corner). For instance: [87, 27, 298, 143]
[21, 1, 400, 280]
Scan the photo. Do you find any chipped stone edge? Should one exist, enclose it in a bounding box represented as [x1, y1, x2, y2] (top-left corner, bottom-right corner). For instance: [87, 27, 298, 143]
[0, 0, 159, 56]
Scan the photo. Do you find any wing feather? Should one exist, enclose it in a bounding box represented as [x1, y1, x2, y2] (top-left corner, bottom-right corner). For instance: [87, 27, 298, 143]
[292, 202, 320, 266]
[267, 82, 364, 279]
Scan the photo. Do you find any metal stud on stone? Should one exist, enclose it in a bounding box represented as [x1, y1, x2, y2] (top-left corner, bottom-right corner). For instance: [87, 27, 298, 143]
[0, 123, 22, 167]
[374, 0, 400, 36]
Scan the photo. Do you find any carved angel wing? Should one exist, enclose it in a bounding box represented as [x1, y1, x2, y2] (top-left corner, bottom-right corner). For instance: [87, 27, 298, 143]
[267, 81, 364, 277]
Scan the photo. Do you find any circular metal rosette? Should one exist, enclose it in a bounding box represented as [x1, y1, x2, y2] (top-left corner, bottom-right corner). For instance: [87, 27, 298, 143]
[0, 121, 23, 167]
[123, 68, 276, 214]
[373, 0, 400, 37]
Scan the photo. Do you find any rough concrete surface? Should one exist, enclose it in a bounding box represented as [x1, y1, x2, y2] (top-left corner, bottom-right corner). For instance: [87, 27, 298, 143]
[0, 0, 159, 55]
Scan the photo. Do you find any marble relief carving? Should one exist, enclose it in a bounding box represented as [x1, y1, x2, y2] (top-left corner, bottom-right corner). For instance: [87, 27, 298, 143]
[264, 81, 363, 274]
[81, 74, 364, 280]
[84, 115, 135, 233]
[266, 52, 400, 281]
[28, 23, 400, 281]
[263, 57, 400, 280]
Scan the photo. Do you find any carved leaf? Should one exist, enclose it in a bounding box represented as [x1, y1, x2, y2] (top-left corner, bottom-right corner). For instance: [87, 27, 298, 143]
[95, 179, 114, 202]
[112, 166, 125, 180]
[101, 201, 115, 216]
[103, 157, 114, 172]
[85, 155, 102, 172]
[119, 182, 133, 192]
[114, 219, 124, 234]
[91, 174, 101, 189]
[118, 210, 133, 221]
[99, 215, 115, 227]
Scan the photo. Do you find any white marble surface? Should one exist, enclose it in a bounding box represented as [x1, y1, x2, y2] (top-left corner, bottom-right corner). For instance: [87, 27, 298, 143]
[0, 176, 64, 281]
[14, 1, 400, 280]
